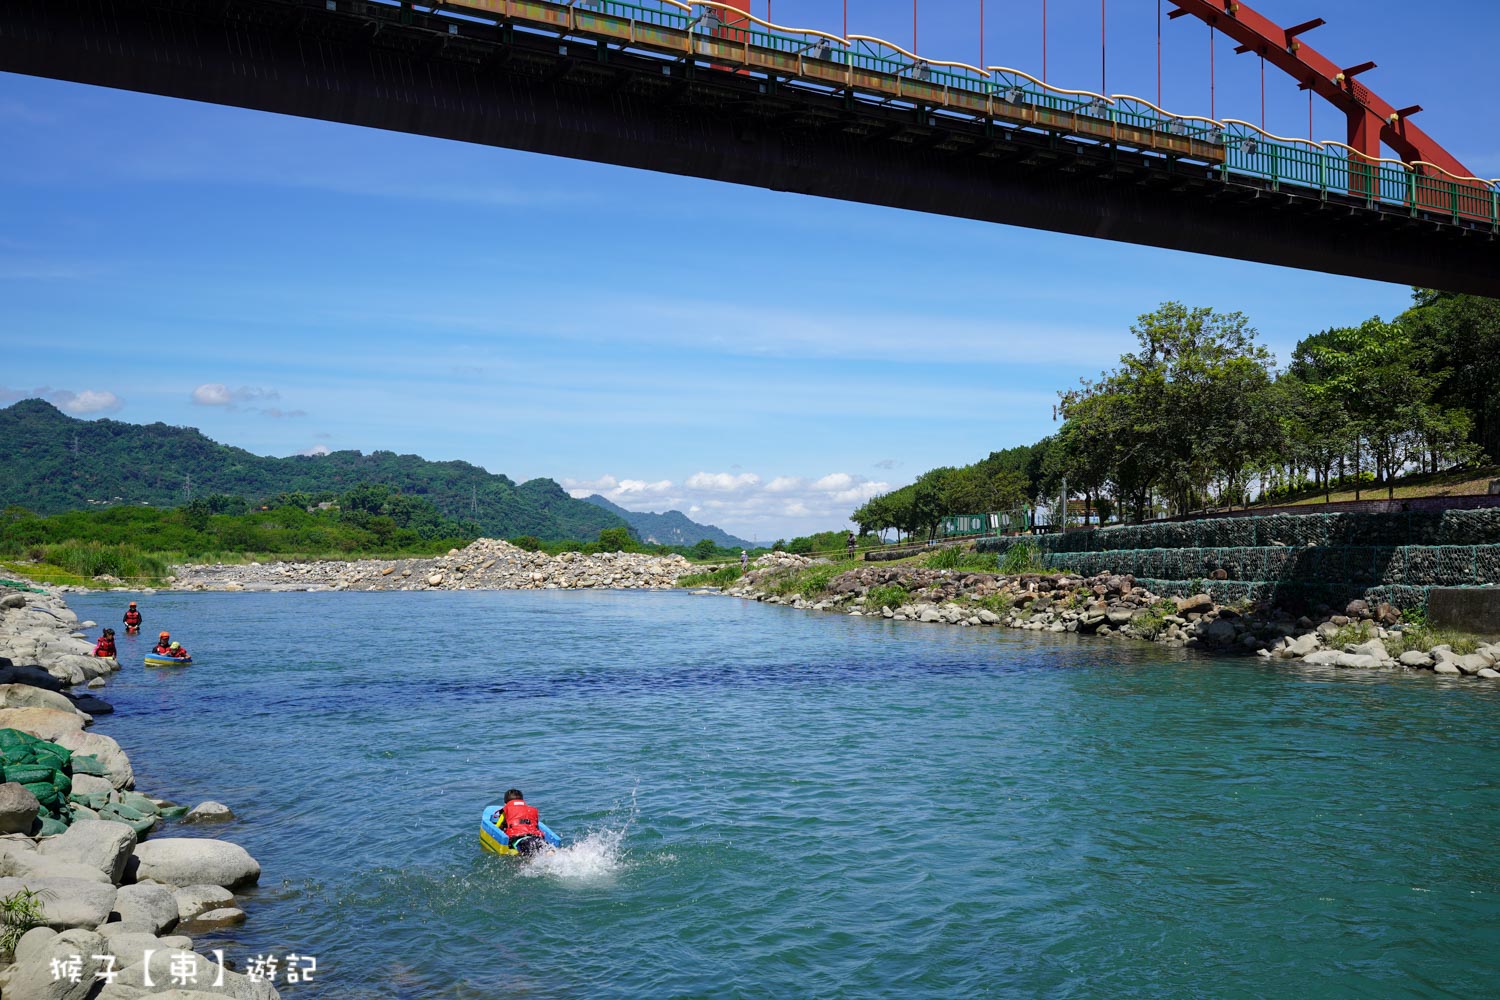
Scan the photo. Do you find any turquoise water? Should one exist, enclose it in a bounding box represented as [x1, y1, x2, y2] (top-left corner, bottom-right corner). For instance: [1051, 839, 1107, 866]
[71, 590, 1500, 998]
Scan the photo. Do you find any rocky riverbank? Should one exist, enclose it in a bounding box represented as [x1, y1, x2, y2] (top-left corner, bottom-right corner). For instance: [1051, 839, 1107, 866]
[723, 559, 1500, 679]
[0, 581, 278, 998]
[169, 538, 693, 592]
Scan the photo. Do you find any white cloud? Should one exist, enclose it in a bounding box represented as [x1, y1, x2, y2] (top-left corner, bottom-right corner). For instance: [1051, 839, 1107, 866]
[685, 471, 761, 492]
[299, 444, 330, 457]
[562, 474, 675, 502]
[812, 472, 854, 492]
[1, 386, 124, 414]
[54, 390, 122, 415]
[561, 468, 894, 540]
[191, 383, 279, 407]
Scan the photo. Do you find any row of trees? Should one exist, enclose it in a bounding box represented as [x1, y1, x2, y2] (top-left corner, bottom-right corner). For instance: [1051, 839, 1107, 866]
[851, 291, 1498, 536]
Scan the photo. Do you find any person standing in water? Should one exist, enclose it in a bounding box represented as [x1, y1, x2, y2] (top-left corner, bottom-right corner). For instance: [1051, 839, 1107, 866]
[123, 602, 142, 634]
[93, 629, 117, 658]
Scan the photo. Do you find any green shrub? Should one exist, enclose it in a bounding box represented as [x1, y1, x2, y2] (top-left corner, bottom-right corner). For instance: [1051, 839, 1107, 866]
[999, 542, 1046, 575]
[865, 583, 911, 609]
[925, 547, 998, 572]
[0, 887, 42, 959]
[42, 541, 168, 582]
[509, 535, 543, 552]
[1130, 601, 1174, 640]
[1395, 626, 1480, 655]
[1326, 623, 1373, 649]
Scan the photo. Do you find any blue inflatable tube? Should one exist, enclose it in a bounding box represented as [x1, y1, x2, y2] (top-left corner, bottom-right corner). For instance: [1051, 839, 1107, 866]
[479, 805, 561, 856]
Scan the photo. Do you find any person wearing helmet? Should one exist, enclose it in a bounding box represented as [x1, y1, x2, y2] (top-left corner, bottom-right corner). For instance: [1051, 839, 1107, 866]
[154, 631, 173, 655]
[166, 640, 190, 660]
[93, 629, 117, 658]
[123, 602, 143, 634]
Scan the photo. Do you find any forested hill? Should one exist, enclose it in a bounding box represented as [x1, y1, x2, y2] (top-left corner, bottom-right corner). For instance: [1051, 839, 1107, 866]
[0, 399, 626, 541]
[582, 494, 753, 549]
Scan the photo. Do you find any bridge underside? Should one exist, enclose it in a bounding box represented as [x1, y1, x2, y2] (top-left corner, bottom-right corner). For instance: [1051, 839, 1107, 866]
[2, 0, 1496, 296]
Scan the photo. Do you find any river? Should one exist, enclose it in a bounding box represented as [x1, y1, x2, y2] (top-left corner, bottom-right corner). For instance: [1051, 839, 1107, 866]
[68, 589, 1500, 998]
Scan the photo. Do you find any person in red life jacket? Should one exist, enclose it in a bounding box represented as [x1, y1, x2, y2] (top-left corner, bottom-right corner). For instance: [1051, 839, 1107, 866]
[123, 602, 142, 633]
[497, 788, 547, 856]
[93, 629, 117, 658]
[154, 631, 173, 655]
[165, 641, 189, 660]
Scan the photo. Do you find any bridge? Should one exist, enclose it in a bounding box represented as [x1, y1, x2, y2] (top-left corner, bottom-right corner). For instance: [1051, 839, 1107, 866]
[2, 0, 1496, 294]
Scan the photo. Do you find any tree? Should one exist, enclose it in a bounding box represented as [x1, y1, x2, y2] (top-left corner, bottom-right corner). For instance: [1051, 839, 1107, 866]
[596, 527, 634, 552]
[690, 538, 717, 560]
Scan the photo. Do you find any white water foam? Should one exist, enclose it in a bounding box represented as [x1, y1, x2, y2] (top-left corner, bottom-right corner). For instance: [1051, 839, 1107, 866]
[521, 824, 629, 881]
[520, 787, 638, 882]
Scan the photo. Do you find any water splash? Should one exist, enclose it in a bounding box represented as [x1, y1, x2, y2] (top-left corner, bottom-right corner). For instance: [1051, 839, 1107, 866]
[521, 785, 638, 882]
[521, 824, 628, 881]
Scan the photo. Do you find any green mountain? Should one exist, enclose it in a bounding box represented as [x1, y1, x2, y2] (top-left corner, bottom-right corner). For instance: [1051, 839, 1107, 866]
[0, 399, 626, 542]
[582, 494, 753, 549]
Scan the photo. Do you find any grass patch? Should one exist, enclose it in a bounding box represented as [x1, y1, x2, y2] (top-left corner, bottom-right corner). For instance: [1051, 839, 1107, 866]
[1130, 601, 1174, 640]
[924, 547, 998, 572]
[865, 583, 912, 609]
[0, 560, 93, 589]
[972, 593, 1015, 615]
[677, 565, 745, 588]
[998, 542, 1047, 575]
[1325, 622, 1375, 649]
[759, 564, 851, 599]
[0, 887, 43, 960]
[1392, 626, 1483, 656]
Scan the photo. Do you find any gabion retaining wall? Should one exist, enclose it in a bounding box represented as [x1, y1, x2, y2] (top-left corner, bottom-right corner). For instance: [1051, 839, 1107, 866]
[974, 510, 1500, 609]
[975, 508, 1500, 554]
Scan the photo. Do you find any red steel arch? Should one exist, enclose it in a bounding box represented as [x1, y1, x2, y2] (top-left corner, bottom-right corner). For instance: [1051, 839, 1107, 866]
[1166, 0, 1478, 180]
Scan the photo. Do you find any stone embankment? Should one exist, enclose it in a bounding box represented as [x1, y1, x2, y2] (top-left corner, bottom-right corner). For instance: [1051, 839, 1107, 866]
[725, 563, 1500, 680]
[0, 582, 277, 998]
[171, 538, 693, 592]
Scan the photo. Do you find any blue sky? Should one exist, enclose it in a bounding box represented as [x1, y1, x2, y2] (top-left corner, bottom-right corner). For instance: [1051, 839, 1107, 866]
[3, 0, 1496, 542]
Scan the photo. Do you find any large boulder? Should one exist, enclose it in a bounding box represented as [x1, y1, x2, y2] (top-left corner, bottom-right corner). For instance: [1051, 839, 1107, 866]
[110, 947, 280, 1000]
[0, 781, 39, 834]
[0, 926, 105, 1000]
[1174, 593, 1214, 615]
[1346, 638, 1389, 660]
[0, 684, 82, 715]
[0, 839, 111, 882]
[52, 730, 134, 789]
[182, 801, 235, 825]
[0, 663, 66, 691]
[38, 819, 137, 884]
[1455, 653, 1491, 676]
[180, 905, 247, 932]
[1284, 633, 1321, 658]
[0, 875, 117, 929]
[112, 883, 180, 934]
[131, 839, 261, 890]
[0, 706, 87, 742]
[173, 883, 235, 922]
[1199, 618, 1239, 646]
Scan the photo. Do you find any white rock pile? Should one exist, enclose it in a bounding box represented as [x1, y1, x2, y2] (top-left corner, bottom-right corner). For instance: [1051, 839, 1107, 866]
[171, 538, 694, 593]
